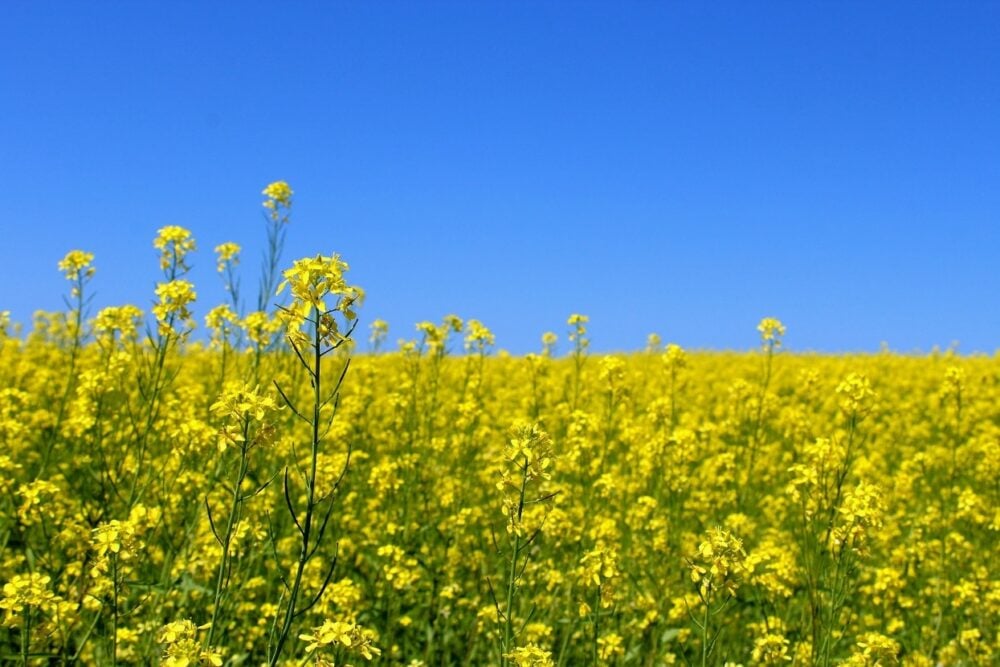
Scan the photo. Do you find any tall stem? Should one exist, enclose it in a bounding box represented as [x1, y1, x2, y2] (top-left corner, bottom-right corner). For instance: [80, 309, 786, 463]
[111, 555, 119, 667]
[593, 585, 602, 666]
[20, 604, 31, 667]
[700, 595, 710, 667]
[270, 311, 322, 665]
[206, 419, 251, 648]
[502, 461, 528, 665]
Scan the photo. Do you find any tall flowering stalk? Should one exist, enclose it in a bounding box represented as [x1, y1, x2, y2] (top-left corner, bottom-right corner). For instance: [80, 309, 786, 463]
[662, 343, 687, 428]
[267, 252, 362, 665]
[1, 573, 60, 666]
[740, 317, 784, 505]
[577, 545, 620, 666]
[257, 181, 293, 318]
[204, 383, 279, 649]
[42, 250, 96, 471]
[214, 242, 242, 315]
[211, 240, 244, 371]
[127, 226, 197, 508]
[493, 423, 557, 667]
[787, 373, 879, 666]
[567, 314, 589, 410]
[687, 527, 750, 667]
[415, 315, 463, 442]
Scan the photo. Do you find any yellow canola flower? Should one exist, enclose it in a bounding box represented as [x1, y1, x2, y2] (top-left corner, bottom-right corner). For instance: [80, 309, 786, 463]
[275, 252, 363, 349]
[93, 304, 144, 341]
[152, 279, 197, 335]
[757, 317, 786, 346]
[541, 331, 557, 355]
[210, 383, 278, 422]
[504, 644, 555, 667]
[276, 253, 357, 314]
[213, 242, 240, 272]
[752, 633, 792, 664]
[369, 318, 389, 348]
[157, 619, 223, 666]
[837, 372, 877, 418]
[241, 310, 280, 347]
[299, 619, 380, 660]
[262, 180, 293, 210]
[58, 249, 95, 282]
[204, 304, 238, 337]
[689, 527, 750, 598]
[579, 546, 620, 589]
[154, 225, 196, 272]
[0, 573, 57, 613]
[464, 319, 495, 353]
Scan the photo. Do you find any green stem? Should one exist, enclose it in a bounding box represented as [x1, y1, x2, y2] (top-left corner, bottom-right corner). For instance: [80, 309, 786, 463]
[700, 597, 710, 667]
[593, 585, 602, 666]
[740, 341, 774, 506]
[126, 326, 172, 509]
[270, 311, 322, 666]
[206, 418, 252, 648]
[502, 461, 529, 666]
[111, 555, 119, 667]
[20, 603, 31, 667]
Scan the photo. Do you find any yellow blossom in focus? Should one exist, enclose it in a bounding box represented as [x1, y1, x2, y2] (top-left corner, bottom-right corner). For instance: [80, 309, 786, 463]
[158, 619, 223, 666]
[752, 633, 792, 664]
[0, 573, 58, 615]
[504, 644, 555, 667]
[299, 619, 381, 660]
[689, 527, 750, 598]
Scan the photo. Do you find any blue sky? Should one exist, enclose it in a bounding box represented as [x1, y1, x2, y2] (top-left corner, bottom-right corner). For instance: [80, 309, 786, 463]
[2, 3, 998, 353]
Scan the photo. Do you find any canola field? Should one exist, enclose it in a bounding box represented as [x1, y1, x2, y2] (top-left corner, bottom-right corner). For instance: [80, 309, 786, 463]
[1, 185, 997, 666]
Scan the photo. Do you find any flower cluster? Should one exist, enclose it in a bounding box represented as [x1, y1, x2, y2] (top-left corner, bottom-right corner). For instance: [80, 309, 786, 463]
[689, 527, 750, 598]
[836, 372, 877, 418]
[153, 279, 197, 336]
[276, 252, 363, 348]
[497, 423, 557, 536]
[757, 316, 786, 347]
[299, 619, 380, 662]
[262, 180, 293, 214]
[158, 620, 223, 666]
[154, 225, 196, 273]
[57, 249, 95, 283]
[213, 242, 241, 272]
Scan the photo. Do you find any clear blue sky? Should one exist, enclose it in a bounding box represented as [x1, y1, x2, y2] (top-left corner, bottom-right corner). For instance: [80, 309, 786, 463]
[3, 3, 998, 354]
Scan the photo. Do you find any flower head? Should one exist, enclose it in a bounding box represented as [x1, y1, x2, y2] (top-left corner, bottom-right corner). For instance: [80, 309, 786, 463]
[214, 242, 241, 273]
[299, 619, 380, 661]
[688, 527, 750, 598]
[262, 180, 293, 224]
[464, 319, 495, 354]
[152, 280, 197, 337]
[93, 305, 144, 342]
[275, 253, 363, 349]
[154, 226, 196, 275]
[757, 317, 786, 348]
[836, 372, 876, 418]
[58, 250, 96, 284]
